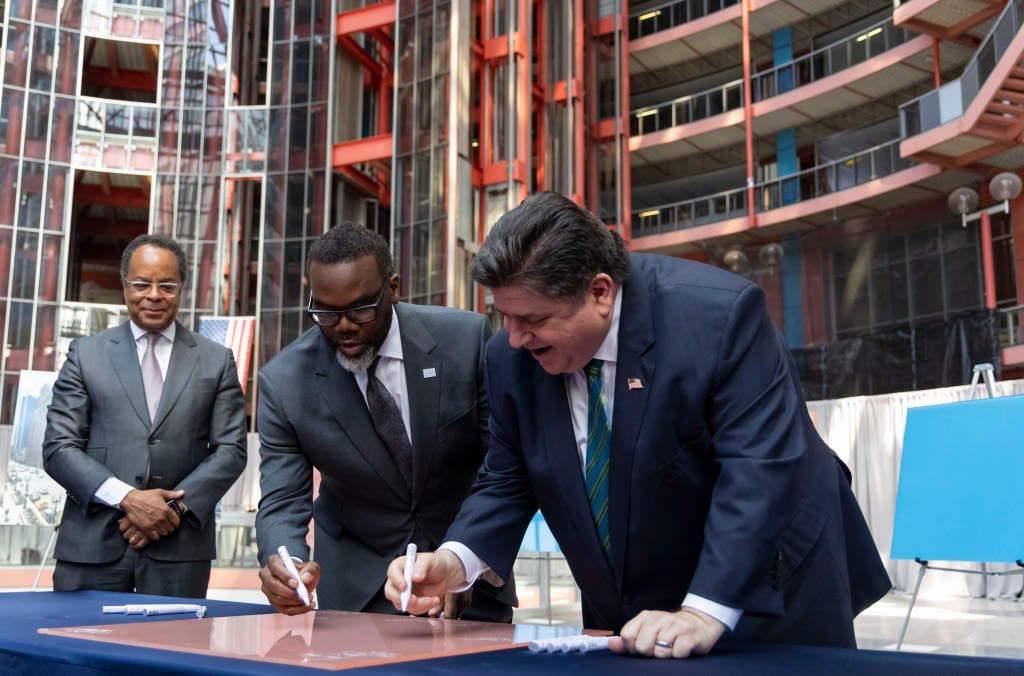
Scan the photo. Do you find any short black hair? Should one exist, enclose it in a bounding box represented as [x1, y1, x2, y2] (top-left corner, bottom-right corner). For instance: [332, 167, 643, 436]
[472, 191, 630, 302]
[120, 233, 187, 283]
[307, 222, 394, 279]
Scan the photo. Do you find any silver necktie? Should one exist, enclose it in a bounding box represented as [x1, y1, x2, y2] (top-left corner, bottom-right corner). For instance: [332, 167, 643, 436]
[142, 332, 163, 421]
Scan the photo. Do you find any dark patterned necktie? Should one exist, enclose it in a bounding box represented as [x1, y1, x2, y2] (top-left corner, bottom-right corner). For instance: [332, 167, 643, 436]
[366, 357, 413, 487]
[584, 359, 612, 563]
[141, 332, 163, 421]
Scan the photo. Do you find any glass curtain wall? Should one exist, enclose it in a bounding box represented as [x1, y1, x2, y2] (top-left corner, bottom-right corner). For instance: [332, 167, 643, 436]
[394, 0, 456, 306]
[257, 0, 331, 367]
[0, 1, 80, 424]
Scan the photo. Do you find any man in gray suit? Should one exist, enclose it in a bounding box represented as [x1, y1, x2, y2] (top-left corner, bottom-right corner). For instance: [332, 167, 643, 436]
[255, 222, 514, 621]
[43, 233, 248, 598]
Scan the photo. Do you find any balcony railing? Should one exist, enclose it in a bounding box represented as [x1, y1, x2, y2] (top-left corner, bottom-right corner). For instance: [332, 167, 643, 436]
[83, 0, 164, 39]
[900, 0, 1024, 137]
[74, 97, 158, 170]
[751, 17, 910, 101]
[628, 0, 739, 39]
[1001, 304, 1024, 348]
[630, 16, 910, 137]
[632, 138, 912, 237]
[630, 79, 742, 136]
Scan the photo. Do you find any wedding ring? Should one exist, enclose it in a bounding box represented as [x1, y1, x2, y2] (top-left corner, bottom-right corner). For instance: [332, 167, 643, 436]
[655, 640, 672, 650]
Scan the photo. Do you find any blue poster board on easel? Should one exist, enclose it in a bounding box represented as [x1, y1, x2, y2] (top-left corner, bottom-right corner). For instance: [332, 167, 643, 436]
[890, 392, 1024, 649]
[891, 395, 1024, 563]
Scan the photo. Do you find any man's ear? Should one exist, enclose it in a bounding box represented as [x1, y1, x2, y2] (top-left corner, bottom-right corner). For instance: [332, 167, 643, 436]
[589, 273, 616, 316]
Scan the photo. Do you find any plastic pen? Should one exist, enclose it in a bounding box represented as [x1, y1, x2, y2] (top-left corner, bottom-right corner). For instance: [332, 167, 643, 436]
[277, 545, 311, 606]
[400, 543, 417, 613]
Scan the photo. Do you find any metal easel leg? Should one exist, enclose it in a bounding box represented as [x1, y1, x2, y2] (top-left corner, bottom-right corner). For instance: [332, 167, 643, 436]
[32, 526, 58, 591]
[968, 363, 996, 400]
[897, 559, 929, 651]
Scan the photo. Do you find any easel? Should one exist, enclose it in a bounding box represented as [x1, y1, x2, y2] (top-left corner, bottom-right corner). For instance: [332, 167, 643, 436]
[895, 363, 1024, 650]
[32, 497, 62, 591]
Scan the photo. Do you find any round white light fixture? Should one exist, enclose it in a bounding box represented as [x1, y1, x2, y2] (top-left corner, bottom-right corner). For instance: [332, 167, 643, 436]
[723, 247, 749, 273]
[948, 186, 979, 215]
[989, 171, 1022, 203]
[759, 242, 784, 267]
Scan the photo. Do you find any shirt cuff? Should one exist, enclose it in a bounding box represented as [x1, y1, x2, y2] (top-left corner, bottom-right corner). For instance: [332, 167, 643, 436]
[682, 593, 743, 630]
[94, 478, 135, 508]
[438, 541, 506, 592]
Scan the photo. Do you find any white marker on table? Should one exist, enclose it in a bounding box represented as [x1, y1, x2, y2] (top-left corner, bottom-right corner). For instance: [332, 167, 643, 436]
[400, 543, 417, 613]
[277, 545, 311, 606]
[102, 604, 207, 618]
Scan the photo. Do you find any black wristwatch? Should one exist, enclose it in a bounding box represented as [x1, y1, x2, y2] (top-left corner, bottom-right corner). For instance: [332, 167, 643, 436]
[166, 499, 187, 516]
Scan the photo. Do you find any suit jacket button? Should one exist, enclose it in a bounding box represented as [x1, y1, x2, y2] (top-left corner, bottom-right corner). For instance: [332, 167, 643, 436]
[134, 476, 145, 486]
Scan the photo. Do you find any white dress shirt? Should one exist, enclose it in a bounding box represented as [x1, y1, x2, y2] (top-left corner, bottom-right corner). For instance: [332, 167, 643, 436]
[350, 312, 411, 440]
[93, 321, 177, 508]
[442, 289, 742, 630]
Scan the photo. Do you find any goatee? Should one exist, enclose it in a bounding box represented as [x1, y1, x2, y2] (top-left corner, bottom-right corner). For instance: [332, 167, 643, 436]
[336, 344, 378, 373]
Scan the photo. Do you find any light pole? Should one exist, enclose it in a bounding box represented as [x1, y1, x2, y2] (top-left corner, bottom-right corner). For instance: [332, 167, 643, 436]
[948, 171, 1023, 310]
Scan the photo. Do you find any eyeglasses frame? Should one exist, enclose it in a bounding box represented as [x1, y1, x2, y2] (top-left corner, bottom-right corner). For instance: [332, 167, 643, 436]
[306, 278, 390, 327]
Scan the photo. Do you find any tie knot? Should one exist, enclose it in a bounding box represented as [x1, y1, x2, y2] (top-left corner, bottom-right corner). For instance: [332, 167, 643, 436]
[147, 332, 161, 347]
[584, 359, 603, 381]
[368, 355, 382, 377]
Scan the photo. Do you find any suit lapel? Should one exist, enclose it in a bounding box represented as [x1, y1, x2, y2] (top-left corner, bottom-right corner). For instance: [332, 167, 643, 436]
[109, 323, 150, 426]
[154, 322, 199, 428]
[395, 305, 440, 506]
[314, 335, 411, 501]
[533, 366, 617, 589]
[609, 267, 656, 580]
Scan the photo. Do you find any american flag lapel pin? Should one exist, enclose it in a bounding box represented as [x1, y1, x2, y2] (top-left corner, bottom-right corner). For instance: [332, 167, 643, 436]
[627, 377, 643, 391]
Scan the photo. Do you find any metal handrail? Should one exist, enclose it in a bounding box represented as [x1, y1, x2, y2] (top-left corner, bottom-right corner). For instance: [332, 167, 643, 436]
[900, 0, 1024, 137]
[76, 97, 158, 140]
[630, 15, 909, 137]
[1000, 304, 1024, 347]
[750, 16, 909, 101]
[632, 138, 911, 236]
[628, 0, 739, 39]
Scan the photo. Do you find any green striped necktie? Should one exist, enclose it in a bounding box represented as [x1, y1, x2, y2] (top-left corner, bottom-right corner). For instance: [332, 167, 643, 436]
[584, 358, 612, 563]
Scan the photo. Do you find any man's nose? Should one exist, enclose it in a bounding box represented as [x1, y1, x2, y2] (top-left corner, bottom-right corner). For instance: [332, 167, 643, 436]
[333, 314, 362, 333]
[504, 317, 531, 349]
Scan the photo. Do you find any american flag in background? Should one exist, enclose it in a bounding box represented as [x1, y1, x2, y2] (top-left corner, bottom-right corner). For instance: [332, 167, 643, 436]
[198, 316, 256, 393]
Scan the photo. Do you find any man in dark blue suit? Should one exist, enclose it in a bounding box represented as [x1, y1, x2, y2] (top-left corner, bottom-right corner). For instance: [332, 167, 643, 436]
[385, 191, 890, 658]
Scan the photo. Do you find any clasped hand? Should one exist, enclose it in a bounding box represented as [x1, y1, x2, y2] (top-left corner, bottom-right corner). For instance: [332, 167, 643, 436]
[117, 488, 184, 549]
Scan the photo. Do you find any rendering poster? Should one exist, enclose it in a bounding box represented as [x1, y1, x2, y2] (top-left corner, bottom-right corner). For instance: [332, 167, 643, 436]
[2, 370, 63, 527]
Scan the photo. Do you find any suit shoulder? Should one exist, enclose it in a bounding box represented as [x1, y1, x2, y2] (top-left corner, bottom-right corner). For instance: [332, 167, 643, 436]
[398, 302, 487, 329]
[632, 253, 755, 299]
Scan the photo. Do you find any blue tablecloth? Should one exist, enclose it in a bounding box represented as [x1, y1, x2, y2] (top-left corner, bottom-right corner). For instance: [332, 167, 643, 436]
[2, 590, 1023, 675]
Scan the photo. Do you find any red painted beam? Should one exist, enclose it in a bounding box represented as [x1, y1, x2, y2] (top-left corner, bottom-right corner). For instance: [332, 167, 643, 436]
[332, 133, 393, 167]
[81, 66, 157, 92]
[336, 1, 396, 36]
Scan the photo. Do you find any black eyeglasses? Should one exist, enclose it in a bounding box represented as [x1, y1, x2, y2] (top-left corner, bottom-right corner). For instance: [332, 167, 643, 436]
[307, 280, 389, 327]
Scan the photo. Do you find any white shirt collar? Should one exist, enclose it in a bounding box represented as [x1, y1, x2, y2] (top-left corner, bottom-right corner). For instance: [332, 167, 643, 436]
[376, 305, 403, 361]
[129, 320, 176, 344]
[592, 287, 622, 364]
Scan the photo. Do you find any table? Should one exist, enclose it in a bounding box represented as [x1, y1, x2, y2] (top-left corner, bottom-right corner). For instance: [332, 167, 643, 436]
[2, 591, 1023, 675]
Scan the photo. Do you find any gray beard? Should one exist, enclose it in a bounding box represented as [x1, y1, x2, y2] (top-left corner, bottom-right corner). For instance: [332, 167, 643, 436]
[336, 344, 378, 373]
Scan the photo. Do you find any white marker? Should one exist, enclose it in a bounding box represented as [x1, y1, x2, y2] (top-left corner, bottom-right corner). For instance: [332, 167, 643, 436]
[102, 604, 206, 618]
[400, 543, 417, 613]
[277, 545, 311, 606]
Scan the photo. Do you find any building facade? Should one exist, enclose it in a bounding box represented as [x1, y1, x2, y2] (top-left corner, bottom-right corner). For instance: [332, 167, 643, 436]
[1, 0, 1023, 428]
